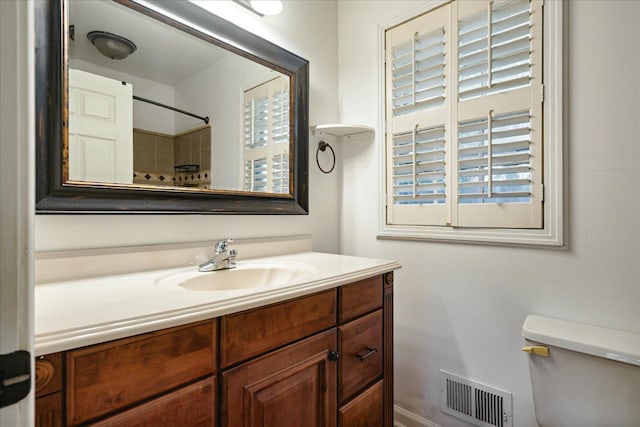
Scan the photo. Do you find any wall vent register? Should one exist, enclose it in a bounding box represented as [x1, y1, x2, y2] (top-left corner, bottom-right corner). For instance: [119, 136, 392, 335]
[440, 370, 513, 427]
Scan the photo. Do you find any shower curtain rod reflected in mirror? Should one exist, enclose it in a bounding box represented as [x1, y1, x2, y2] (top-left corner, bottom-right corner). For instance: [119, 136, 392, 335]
[132, 95, 210, 124]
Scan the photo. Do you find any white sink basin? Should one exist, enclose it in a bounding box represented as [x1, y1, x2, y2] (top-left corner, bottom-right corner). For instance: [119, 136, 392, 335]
[156, 261, 318, 292]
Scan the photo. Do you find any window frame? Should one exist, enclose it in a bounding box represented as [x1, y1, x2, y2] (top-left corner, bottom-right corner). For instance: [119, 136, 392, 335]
[378, 0, 565, 247]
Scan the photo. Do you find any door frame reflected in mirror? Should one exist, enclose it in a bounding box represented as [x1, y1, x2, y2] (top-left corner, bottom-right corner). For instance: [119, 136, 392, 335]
[35, 0, 309, 214]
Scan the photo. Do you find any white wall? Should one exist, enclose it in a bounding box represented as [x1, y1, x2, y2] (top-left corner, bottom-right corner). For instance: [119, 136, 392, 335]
[35, 0, 340, 254]
[338, 1, 640, 426]
[70, 58, 176, 135]
[174, 54, 275, 190]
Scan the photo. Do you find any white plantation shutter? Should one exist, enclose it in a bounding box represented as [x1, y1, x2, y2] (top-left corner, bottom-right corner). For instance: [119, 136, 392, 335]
[244, 95, 269, 150]
[271, 152, 289, 194]
[457, 110, 533, 201]
[386, 4, 452, 226]
[385, 0, 543, 229]
[391, 28, 447, 116]
[243, 83, 269, 192]
[272, 83, 290, 145]
[391, 125, 446, 206]
[270, 77, 290, 194]
[454, 0, 542, 228]
[244, 157, 268, 192]
[243, 75, 290, 193]
[457, 0, 533, 100]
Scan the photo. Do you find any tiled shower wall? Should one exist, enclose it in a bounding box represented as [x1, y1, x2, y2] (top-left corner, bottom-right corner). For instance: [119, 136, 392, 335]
[133, 126, 211, 188]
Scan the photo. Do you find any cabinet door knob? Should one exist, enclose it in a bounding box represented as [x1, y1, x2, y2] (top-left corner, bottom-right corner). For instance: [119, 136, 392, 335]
[356, 347, 378, 361]
[328, 351, 340, 362]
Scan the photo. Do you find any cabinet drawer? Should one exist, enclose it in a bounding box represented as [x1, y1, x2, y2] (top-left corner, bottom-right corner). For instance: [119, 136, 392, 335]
[220, 289, 336, 368]
[36, 352, 62, 397]
[91, 377, 216, 427]
[338, 310, 383, 402]
[338, 381, 383, 427]
[339, 276, 382, 323]
[66, 320, 216, 425]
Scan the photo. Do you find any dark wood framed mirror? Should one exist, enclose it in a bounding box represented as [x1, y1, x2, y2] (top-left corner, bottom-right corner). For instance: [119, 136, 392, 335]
[35, 0, 308, 214]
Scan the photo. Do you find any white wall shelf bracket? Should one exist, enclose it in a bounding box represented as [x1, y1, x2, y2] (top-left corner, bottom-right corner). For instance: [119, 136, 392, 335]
[310, 123, 374, 140]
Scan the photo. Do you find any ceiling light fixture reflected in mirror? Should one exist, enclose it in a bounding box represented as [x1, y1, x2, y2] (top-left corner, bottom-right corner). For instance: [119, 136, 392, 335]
[87, 31, 137, 60]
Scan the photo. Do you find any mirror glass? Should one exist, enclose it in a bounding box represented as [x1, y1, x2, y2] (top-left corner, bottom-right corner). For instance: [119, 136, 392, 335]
[67, 0, 291, 194]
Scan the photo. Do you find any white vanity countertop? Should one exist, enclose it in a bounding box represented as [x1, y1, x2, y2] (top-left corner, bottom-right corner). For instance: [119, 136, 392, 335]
[35, 251, 400, 355]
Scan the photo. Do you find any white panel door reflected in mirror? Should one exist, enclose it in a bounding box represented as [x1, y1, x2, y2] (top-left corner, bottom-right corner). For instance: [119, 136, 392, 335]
[68, 69, 133, 184]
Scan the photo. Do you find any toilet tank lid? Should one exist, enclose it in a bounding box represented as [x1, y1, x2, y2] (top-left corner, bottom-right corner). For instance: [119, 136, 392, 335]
[522, 315, 640, 367]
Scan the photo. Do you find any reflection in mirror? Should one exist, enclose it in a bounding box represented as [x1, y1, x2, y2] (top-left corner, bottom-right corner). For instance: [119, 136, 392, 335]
[67, 0, 290, 193]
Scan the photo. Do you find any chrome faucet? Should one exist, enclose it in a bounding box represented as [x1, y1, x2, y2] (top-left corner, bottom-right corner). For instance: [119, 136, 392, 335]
[199, 239, 237, 272]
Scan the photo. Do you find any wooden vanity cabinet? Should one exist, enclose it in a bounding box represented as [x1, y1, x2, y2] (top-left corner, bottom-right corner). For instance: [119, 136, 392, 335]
[35, 272, 394, 427]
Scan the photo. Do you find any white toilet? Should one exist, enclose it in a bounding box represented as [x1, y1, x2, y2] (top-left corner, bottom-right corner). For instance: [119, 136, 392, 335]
[522, 315, 640, 427]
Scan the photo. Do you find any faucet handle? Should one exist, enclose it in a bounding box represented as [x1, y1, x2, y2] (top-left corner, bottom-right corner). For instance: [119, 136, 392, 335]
[215, 238, 233, 253]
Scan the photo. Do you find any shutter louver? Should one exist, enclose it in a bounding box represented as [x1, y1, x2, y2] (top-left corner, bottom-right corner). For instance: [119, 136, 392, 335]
[271, 152, 289, 194]
[458, 0, 531, 101]
[458, 110, 532, 204]
[392, 27, 446, 116]
[244, 95, 269, 149]
[272, 87, 289, 145]
[392, 125, 446, 205]
[244, 157, 268, 192]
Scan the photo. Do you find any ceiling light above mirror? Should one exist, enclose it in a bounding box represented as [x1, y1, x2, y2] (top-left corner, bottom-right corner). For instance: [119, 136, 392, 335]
[87, 31, 137, 60]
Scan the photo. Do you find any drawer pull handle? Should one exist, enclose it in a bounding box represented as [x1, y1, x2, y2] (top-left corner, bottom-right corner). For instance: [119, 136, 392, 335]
[328, 351, 341, 362]
[356, 347, 378, 361]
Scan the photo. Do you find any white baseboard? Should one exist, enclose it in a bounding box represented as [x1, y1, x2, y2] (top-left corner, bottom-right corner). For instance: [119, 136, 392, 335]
[394, 405, 442, 427]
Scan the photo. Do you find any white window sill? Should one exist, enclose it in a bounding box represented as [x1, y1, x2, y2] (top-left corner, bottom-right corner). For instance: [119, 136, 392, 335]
[378, 224, 565, 247]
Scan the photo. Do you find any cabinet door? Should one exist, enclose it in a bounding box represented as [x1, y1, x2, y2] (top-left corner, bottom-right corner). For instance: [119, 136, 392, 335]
[222, 329, 337, 427]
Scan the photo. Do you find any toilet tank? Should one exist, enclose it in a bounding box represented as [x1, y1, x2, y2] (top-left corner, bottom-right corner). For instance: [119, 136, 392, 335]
[522, 315, 640, 427]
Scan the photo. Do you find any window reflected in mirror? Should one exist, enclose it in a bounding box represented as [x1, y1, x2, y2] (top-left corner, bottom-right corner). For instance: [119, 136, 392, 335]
[243, 76, 290, 193]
